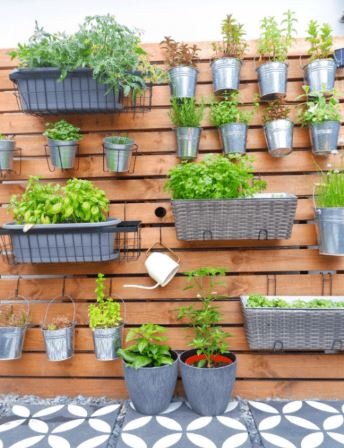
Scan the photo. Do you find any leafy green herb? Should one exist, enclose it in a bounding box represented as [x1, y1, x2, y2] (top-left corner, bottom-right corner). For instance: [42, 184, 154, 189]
[117, 323, 175, 369]
[210, 92, 257, 126]
[106, 136, 132, 145]
[263, 99, 291, 124]
[306, 20, 333, 61]
[247, 295, 344, 308]
[296, 86, 341, 126]
[160, 36, 200, 68]
[212, 14, 247, 59]
[165, 154, 267, 200]
[169, 97, 205, 128]
[315, 171, 344, 208]
[43, 119, 82, 141]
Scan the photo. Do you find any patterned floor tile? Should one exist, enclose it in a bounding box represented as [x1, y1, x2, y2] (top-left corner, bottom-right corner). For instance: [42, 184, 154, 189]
[249, 400, 344, 448]
[118, 400, 251, 448]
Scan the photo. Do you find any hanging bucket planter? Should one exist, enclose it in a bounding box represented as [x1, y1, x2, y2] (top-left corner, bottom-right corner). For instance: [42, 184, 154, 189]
[256, 62, 288, 101]
[219, 123, 247, 154]
[309, 121, 340, 156]
[175, 127, 201, 160]
[264, 119, 293, 157]
[0, 139, 15, 171]
[41, 296, 76, 362]
[211, 58, 242, 94]
[92, 325, 124, 361]
[47, 138, 78, 169]
[103, 137, 137, 173]
[168, 66, 198, 98]
[334, 49, 344, 68]
[304, 59, 337, 93]
[315, 208, 344, 256]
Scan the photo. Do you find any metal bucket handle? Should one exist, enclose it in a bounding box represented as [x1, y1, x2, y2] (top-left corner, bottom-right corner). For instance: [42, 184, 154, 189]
[146, 241, 180, 263]
[109, 278, 127, 325]
[0, 294, 30, 323]
[312, 183, 325, 210]
[42, 295, 76, 329]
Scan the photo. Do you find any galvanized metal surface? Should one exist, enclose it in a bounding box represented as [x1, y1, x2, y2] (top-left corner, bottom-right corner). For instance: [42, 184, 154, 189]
[211, 57, 241, 93]
[264, 119, 293, 157]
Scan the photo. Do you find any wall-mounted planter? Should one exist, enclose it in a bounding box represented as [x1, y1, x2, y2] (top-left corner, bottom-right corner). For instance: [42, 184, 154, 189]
[219, 123, 247, 154]
[256, 62, 288, 101]
[0, 139, 15, 171]
[264, 119, 293, 157]
[168, 66, 198, 98]
[309, 121, 340, 156]
[42, 324, 75, 361]
[211, 57, 242, 94]
[304, 59, 337, 93]
[92, 325, 124, 361]
[47, 138, 78, 170]
[175, 127, 201, 160]
[103, 137, 137, 173]
[315, 207, 344, 256]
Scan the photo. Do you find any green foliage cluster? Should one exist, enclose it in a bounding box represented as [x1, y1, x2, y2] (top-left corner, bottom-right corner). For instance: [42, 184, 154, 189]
[263, 100, 291, 124]
[297, 86, 341, 126]
[212, 14, 247, 59]
[210, 92, 257, 126]
[9, 15, 165, 96]
[247, 295, 344, 309]
[160, 36, 200, 68]
[9, 176, 109, 224]
[117, 323, 175, 369]
[88, 274, 122, 329]
[0, 305, 30, 327]
[169, 98, 205, 128]
[43, 119, 82, 141]
[257, 10, 297, 62]
[315, 171, 344, 208]
[177, 267, 229, 368]
[106, 136, 132, 145]
[306, 20, 333, 61]
[165, 154, 267, 200]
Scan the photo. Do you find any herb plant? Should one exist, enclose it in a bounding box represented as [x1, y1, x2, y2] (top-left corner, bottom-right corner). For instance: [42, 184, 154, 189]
[263, 99, 291, 124]
[0, 305, 30, 327]
[210, 92, 257, 126]
[315, 171, 344, 208]
[9, 176, 109, 224]
[43, 120, 82, 141]
[0, 134, 11, 140]
[306, 20, 333, 61]
[106, 136, 132, 145]
[117, 323, 175, 369]
[247, 294, 344, 309]
[257, 10, 297, 62]
[88, 274, 122, 329]
[169, 98, 205, 128]
[297, 86, 341, 126]
[160, 36, 200, 68]
[212, 14, 247, 59]
[46, 315, 72, 330]
[165, 154, 267, 200]
[177, 267, 229, 368]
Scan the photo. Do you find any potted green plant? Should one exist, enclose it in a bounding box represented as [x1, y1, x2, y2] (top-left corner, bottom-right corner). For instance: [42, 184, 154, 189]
[304, 20, 337, 93]
[3, 176, 122, 263]
[89, 273, 124, 361]
[43, 120, 82, 169]
[177, 267, 236, 416]
[9, 15, 163, 113]
[241, 294, 344, 351]
[169, 97, 205, 160]
[257, 10, 297, 100]
[297, 86, 341, 156]
[211, 14, 248, 94]
[160, 36, 200, 98]
[263, 99, 293, 157]
[0, 133, 16, 171]
[165, 154, 297, 240]
[103, 136, 137, 173]
[209, 92, 256, 154]
[118, 324, 178, 415]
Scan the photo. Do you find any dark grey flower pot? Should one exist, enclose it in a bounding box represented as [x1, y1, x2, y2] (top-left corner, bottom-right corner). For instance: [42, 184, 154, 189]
[309, 121, 340, 156]
[179, 349, 237, 416]
[0, 139, 15, 171]
[256, 62, 288, 101]
[264, 119, 293, 157]
[47, 139, 78, 169]
[219, 123, 247, 154]
[211, 57, 242, 94]
[123, 351, 178, 415]
[168, 66, 198, 98]
[304, 59, 337, 93]
[334, 49, 344, 68]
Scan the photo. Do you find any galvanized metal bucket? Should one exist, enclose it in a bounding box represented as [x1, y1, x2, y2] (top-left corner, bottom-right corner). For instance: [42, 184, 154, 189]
[309, 121, 340, 156]
[0, 139, 15, 171]
[103, 137, 137, 173]
[47, 139, 78, 169]
[219, 123, 247, 154]
[92, 325, 124, 361]
[264, 119, 293, 157]
[175, 127, 201, 160]
[315, 207, 344, 256]
[168, 66, 198, 98]
[256, 62, 288, 101]
[304, 59, 337, 93]
[211, 57, 242, 94]
[41, 295, 76, 362]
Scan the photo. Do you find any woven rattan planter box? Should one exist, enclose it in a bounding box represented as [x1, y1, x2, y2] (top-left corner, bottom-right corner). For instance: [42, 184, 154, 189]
[171, 193, 297, 241]
[241, 296, 344, 352]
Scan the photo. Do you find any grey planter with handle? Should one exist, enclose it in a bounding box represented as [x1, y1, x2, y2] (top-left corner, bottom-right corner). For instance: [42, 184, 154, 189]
[304, 59, 337, 93]
[211, 57, 242, 94]
[0, 139, 15, 171]
[256, 62, 288, 101]
[219, 123, 247, 154]
[47, 138, 78, 169]
[309, 121, 340, 156]
[264, 119, 293, 157]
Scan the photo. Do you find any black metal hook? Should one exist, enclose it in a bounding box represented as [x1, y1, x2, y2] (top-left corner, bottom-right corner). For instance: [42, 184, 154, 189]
[109, 278, 113, 297]
[61, 276, 67, 297]
[15, 276, 21, 297]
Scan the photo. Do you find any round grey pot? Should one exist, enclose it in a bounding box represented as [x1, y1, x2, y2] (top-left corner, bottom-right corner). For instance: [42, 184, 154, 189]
[169, 66, 198, 98]
[175, 127, 201, 160]
[304, 59, 337, 93]
[103, 137, 134, 173]
[48, 138, 78, 169]
[315, 208, 344, 256]
[309, 121, 340, 156]
[0, 326, 27, 360]
[123, 351, 178, 415]
[256, 62, 288, 101]
[264, 119, 294, 157]
[92, 325, 123, 361]
[42, 324, 75, 362]
[211, 57, 242, 94]
[179, 349, 237, 416]
[219, 123, 247, 154]
[0, 139, 15, 171]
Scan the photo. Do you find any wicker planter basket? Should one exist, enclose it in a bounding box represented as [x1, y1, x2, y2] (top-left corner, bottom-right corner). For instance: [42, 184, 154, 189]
[171, 193, 297, 241]
[241, 295, 344, 352]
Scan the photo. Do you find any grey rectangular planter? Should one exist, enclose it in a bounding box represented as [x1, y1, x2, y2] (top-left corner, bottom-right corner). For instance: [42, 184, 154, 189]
[241, 295, 344, 352]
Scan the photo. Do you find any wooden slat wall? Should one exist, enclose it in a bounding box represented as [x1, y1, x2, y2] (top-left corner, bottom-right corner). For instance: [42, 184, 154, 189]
[1, 38, 344, 400]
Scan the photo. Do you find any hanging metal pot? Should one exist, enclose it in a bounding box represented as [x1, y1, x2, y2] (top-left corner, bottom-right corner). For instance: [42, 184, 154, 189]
[47, 138, 78, 169]
[103, 137, 137, 173]
[315, 207, 344, 256]
[256, 61, 288, 101]
[92, 325, 124, 361]
[168, 66, 198, 98]
[175, 127, 201, 160]
[211, 57, 242, 94]
[304, 59, 337, 93]
[219, 123, 247, 154]
[264, 119, 294, 157]
[0, 139, 15, 171]
[309, 121, 340, 156]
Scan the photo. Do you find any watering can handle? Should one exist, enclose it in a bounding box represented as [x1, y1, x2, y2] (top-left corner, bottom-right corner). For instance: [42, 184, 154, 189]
[146, 241, 180, 263]
[0, 294, 30, 318]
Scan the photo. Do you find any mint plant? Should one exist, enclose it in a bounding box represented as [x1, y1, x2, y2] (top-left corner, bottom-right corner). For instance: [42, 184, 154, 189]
[263, 99, 291, 124]
[210, 92, 257, 126]
[169, 97, 205, 127]
[160, 37, 200, 68]
[306, 20, 333, 61]
[212, 14, 247, 59]
[43, 120, 82, 141]
[88, 274, 122, 329]
[247, 295, 344, 309]
[297, 86, 341, 126]
[117, 323, 175, 368]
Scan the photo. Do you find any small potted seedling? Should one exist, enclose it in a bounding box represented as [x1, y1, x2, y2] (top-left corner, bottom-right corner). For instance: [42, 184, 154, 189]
[169, 97, 205, 160]
[118, 324, 178, 414]
[177, 267, 236, 416]
[263, 99, 293, 157]
[0, 133, 15, 171]
[211, 14, 248, 94]
[89, 273, 124, 361]
[43, 119, 82, 169]
[103, 135, 137, 173]
[160, 36, 200, 98]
